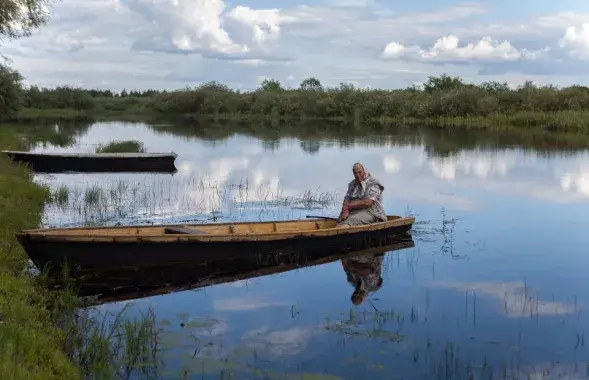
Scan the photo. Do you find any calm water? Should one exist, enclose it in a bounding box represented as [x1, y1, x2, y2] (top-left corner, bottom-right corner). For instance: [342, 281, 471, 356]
[20, 121, 589, 378]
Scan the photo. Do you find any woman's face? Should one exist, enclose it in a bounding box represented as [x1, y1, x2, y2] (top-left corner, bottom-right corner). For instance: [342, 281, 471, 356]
[353, 165, 365, 182]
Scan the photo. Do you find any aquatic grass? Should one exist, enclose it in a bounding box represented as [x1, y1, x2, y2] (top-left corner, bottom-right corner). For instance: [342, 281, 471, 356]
[95, 140, 146, 154]
[40, 176, 341, 228]
[52, 185, 69, 207]
[62, 303, 161, 379]
[277, 188, 338, 210]
[83, 185, 103, 205]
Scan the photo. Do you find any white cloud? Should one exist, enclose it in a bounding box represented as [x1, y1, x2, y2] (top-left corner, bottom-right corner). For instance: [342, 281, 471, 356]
[227, 7, 298, 46]
[3, 0, 589, 90]
[125, 0, 249, 55]
[559, 23, 589, 59]
[382, 35, 545, 63]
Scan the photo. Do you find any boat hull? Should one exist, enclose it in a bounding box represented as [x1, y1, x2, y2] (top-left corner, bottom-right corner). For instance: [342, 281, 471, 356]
[17, 219, 414, 276]
[2, 150, 178, 173]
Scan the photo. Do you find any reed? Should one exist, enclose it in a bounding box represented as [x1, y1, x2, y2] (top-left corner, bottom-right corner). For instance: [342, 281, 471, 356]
[60, 302, 161, 379]
[52, 185, 69, 207]
[95, 140, 146, 154]
[43, 177, 340, 227]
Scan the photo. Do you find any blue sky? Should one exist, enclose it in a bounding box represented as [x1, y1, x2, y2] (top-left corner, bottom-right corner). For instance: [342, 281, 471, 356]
[3, 0, 589, 91]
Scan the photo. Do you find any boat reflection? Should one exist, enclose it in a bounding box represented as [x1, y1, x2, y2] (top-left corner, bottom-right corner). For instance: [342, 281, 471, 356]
[72, 232, 415, 306]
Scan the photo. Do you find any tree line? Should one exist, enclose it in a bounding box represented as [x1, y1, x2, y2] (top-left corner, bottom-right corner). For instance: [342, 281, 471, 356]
[4, 74, 589, 123]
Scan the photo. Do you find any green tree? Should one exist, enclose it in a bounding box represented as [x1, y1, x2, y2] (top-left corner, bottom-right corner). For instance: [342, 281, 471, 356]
[0, 64, 23, 117]
[299, 77, 323, 91]
[198, 80, 232, 92]
[0, 0, 55, 119]
[259, 78, 282, 91]
[0, 0, 53, 39]
[480, 80, 510, 94]
[423, 74, 464, 93]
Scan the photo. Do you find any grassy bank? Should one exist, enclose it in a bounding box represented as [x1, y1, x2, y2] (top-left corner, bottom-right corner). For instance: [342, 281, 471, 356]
[0, 128, 161, 379]
[11, 107, 155, 123]
[0, 129, 81, 379]
[8, 75, 589, 131]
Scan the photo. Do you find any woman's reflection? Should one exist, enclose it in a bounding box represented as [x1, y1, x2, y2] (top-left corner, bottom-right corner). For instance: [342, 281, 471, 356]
[341, 252, 384, 305]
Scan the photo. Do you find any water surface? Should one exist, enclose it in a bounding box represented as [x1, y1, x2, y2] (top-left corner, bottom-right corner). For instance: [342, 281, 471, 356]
[19, 120, 589, 378]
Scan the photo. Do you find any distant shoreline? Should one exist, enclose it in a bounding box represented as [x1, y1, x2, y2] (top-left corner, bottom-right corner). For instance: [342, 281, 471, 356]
[10, 107, 589, 133]
[3, 74, 589, 133]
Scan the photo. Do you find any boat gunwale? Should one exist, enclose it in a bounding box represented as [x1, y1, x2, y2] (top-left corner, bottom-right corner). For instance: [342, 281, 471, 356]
[18, 216, 415, 243]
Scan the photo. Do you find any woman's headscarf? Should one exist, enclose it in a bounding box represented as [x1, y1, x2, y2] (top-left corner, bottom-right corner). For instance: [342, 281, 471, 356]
[353, 162, 370, 177]
[353, 162, 371, 190]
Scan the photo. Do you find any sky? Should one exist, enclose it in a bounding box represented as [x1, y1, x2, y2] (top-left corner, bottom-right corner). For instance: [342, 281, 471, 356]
[3, 0, 589, 91]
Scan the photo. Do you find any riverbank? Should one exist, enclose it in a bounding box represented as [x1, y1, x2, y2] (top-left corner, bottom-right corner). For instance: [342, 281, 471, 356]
[0, 129, 80, 379]
[0, 127, 160, 379]
[10, 107, 153, 123]
[9, 106, 589, 133]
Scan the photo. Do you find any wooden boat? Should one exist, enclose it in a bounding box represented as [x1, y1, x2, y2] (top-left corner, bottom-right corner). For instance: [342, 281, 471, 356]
[1, 150, 178, 173]
[16, 215, 415, 275]
[75, 234, 416, 305]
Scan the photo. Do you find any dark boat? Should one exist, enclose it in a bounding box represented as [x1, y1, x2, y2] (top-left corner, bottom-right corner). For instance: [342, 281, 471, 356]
[74, 233, 415, 305]
[16, 215, 415, 276]
[1, 150, 178, 173]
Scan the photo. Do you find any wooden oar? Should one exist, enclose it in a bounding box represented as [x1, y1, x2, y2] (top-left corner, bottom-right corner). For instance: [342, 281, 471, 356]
[306, 215, 338, 221]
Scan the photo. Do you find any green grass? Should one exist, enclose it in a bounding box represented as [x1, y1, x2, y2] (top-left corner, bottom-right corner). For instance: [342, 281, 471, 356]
[0, 128, 162, 379]
[16, 107, 88, 119]
[414, 110, 589, 132]
[0, 148, 81, 379]
[12, 107, 150, 123]
[95, 140, 146, 153]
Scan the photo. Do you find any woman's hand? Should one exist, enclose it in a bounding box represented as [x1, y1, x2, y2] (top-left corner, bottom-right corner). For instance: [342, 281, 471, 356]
[339, 208, 350, 221]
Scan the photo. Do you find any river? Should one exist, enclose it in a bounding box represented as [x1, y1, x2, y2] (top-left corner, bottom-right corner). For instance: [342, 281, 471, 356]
[18, 120, 589, 378]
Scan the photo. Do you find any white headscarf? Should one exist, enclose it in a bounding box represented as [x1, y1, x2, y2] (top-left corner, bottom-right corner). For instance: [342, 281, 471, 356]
[353, 162, 371, 190]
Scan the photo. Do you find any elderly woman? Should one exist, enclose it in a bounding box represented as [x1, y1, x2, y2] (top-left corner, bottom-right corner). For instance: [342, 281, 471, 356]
[337, 162, 387, 226]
